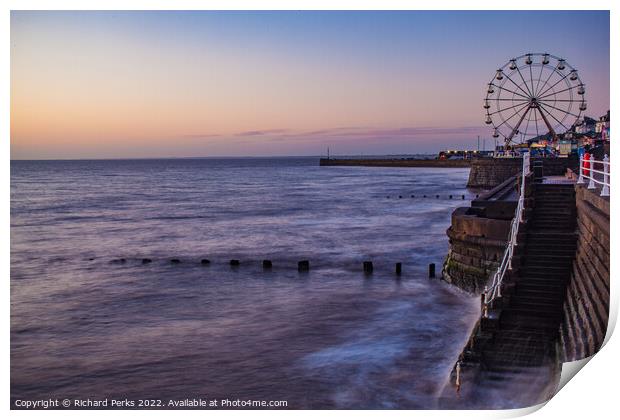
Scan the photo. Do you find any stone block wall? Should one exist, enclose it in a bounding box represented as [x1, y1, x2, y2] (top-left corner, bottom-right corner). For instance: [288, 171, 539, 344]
[467, 157, 578, 188]
[559, 185, 610, 361]
[442, 207, 511, 293]
[467, 158, 521, 188]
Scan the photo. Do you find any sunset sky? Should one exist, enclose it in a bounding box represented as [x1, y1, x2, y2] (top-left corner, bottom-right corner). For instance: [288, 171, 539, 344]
[11, 10, 610, 159]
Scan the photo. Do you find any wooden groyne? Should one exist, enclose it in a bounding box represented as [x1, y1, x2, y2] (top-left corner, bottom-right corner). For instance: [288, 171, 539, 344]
[319, 158, 471, 168]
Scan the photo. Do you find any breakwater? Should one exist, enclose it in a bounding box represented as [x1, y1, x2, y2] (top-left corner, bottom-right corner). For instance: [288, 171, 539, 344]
[319, 158, 471, 168]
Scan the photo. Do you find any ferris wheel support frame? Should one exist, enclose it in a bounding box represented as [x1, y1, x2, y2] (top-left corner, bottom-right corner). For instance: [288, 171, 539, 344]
[506, 103, 557, 146]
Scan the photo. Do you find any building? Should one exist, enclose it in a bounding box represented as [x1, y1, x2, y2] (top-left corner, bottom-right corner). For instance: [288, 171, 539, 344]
[595, 110, 610, 140]
[575, 116, 597, 135]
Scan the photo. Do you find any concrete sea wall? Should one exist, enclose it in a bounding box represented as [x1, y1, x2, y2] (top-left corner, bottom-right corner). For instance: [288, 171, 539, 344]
[466, 158, 521, 188]
[467, 157, 578, 188]
[442, 208, 511, 293]
[559, 185, 610, 361]
[442, 176, 518, 293]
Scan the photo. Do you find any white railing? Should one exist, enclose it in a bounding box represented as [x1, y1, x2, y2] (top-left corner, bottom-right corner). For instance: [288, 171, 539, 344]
[577, 154, 610, 197]
[482, 152, 531, 314]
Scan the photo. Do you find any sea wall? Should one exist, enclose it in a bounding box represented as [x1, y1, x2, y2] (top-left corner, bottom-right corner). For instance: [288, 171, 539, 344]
[319, 158, 471, 168]
[442, 175, 519, 293]
[467, 157, 578, 188]
[442, 210, 510, 293]
[559, 185, 610, 361]
[467, 158, 521, 188]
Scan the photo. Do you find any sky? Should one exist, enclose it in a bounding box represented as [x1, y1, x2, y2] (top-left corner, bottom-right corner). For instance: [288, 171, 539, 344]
[10, 10, 610, 159]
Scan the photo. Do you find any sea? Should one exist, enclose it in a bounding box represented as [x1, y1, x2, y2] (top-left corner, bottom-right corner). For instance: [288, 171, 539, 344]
[10, 157, 480, 409]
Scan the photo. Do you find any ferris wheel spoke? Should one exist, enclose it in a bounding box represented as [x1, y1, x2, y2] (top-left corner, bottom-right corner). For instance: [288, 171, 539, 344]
[502, 72, 532, 98]
[522, 107, 534, 140]
[528, 64, 536, 97]
[537, 103, 570, 131]
[537, 71, 571, 98]
[538, 99, 579, 102]
[534, 64, 545, 97]
[536, 66, 558, 98]
[537, 101, 581, 118]
[538, 84, 580, 100]
[514, 66, 534, 96]
[494, 84, 530, 100]
[495, 102, 531, 130]
[488, 100, 530, 116]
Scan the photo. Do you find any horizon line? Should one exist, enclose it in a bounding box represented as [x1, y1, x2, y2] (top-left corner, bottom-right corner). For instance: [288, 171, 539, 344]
[10, 152, 444, 162]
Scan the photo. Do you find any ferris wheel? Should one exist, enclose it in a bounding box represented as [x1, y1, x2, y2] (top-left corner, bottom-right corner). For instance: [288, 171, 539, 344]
[484, 53, 586, 147]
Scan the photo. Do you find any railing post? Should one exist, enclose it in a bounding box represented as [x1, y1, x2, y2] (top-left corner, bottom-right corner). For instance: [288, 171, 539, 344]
[587, 154, 596, 190]
[577, 153, 584, 184]
[601, 154, 610, 197]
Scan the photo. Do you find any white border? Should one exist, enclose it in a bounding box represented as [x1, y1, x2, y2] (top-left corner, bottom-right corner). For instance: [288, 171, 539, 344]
[4, 1, 617, 419]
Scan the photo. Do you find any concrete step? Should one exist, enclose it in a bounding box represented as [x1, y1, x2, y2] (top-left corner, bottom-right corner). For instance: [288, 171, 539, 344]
[533, 208, 577, 215]
[493, 328, 555, 342]
[514, 290, 565, 304]
[511, 295, 564, 307]
[501, 306, 563, 321]
[513, 278, 567, 289]
[524, 247, 575, 259]
[482, 351, 547, 367]
[535, 190, 575, 196]
[528, 227, 576, 234]
[526, 241, 577, 249]
[511, 301, 564, 316]
[530, 217, 575, 224]
[519, 268, 572, 279]
[533, 208, 576, 214]
[522, 255, 575, 265]
[526, 231, 577, 239]
[534, 201, 576, 208]
[536, 184, 575, 190]
[535, 195, 575, 200]
[500, 311, 561, 331]
[530, 214, 575, 220]
[525, 247, 576, 255]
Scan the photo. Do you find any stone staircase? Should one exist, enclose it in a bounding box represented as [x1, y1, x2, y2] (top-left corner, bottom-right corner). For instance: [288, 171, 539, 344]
[458, 183, 577, 378]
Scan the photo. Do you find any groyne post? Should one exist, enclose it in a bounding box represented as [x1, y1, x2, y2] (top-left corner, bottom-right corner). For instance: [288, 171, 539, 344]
[428, 263, 436, 278]
[395, 262, 402, 275]
[363, 261, 374, 274]
[298, 260, 310, 272]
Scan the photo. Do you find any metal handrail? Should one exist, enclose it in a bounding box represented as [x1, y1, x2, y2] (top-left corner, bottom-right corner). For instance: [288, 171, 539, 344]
[577, 154, 610, 197]
[482, 152, 530, 312]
